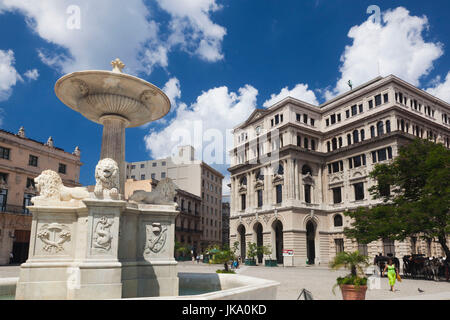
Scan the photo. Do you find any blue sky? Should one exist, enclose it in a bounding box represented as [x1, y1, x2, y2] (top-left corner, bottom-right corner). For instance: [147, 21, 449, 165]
[0, 0, 449, 192]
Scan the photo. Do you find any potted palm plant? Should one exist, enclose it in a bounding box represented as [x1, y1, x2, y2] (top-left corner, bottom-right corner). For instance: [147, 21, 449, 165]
[330, 251, 369, 300]
[261, 245, 277, 267]
[245, 242, 258, 266]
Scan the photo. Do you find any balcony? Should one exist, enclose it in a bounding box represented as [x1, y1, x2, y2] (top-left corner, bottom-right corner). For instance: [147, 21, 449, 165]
[0, 204, 32, 216]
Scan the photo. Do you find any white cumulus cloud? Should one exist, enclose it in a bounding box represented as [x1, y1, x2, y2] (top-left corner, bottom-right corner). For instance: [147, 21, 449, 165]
[0, 0, 227, 74]
[157, 0, 226, 62]
[145, 83, 258, 161]
[426, 72, 450, 103]
[263, 83, 318, 107]
[24, 68, 39, 81]
[0, 49, 23, 101]
[325, 7, 444, 100]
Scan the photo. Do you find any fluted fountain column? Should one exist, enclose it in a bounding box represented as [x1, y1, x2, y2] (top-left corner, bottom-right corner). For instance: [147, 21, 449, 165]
[99, 115, 129, 194]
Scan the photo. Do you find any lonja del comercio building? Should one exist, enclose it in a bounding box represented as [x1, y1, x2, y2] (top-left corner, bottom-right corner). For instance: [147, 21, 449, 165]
[228, 75, 450, 267]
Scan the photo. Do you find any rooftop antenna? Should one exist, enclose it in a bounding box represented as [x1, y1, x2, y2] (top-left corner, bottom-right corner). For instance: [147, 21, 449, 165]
[347, 80, 353, 90]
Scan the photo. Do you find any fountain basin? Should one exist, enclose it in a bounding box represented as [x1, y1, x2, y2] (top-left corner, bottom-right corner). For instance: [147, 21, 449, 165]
[0, 273, 279, 300]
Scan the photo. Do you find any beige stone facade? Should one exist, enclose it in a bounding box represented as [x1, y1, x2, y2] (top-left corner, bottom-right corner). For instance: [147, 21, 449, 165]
[0, 127, 82, 265]
[127, 145, 224, 252]
[228, 75, 450, 267]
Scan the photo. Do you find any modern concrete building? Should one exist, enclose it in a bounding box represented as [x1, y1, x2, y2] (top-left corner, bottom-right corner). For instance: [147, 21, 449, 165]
[228, 75, 450, 267]
[127, 145, 224, 252]
[0, 127, 82, 265]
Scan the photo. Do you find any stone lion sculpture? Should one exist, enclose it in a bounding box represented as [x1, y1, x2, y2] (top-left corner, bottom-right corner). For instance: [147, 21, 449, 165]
[94, 158, 120, 200]
[31, 170, 90, 205]
[129, 178, 177, 205]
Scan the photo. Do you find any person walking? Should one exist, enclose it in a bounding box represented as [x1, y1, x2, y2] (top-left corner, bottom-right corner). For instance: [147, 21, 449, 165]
[383, 259, 399, 292]
[196, 255, 200, 264]
[9, 252, 13, 264]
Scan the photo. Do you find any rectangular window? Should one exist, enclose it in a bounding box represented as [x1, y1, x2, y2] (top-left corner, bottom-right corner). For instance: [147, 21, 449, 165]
[271, 119, 274, 127]
[131, 175, 136, 179]
[58, 163, 67, 174]
[26, 177, 35, 189]
[358, 243, 368, 256]
[162, 161, 166, 166]
[368, 100, 373, 109]
[280, 114, 284, 122]
[332, 162, 340, 173]
[140, 164, 145, 168]
[383, 238, 395, 256]
[257, 189, 263, 208]
[151, 173, 156, 179]
[29, 155, 38, 167]
[332, 187, 342, 204]
[161, 172, 166, 178]
[351, 105, 357, 116]
[337, 113, 341, 122]
[330, 114, 336, 124]
[152, 162, 157, 167]
[358, 104, 363, 113]
[131, 165, 136, 169]
[303, 114, 308, 124]
[304, 185, 311, 204]
[276, 185, 282, 204]
[326, 119, 330, 126]
[296, 113, 301, 122]
[23, 193, 33, 215]
[383, 93, 389, 103]
[0, 188, 7, 212]
[375, 94, 382, 106]
[354, 182, 365, 201]
[335, 239, 344, 254]
[310, 119, 315, 126]
[275, 115, 279, 125]
[0, 147, 10, 160]
[241, 194, 246, 210]
[378, 148, 387, 162]
[353, 155, 362, 168]
[346, 110, 350, 118]
[141, 174, 145, 180]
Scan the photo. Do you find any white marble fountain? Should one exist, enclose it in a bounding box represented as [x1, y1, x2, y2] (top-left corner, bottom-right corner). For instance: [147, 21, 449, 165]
[10, 60, 279, 300]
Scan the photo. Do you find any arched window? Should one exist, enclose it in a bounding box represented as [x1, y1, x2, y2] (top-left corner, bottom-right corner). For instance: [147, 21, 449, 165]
[370, 126, 375, 138]
[386, 120, 391, 133]
[334, 214, 343, 227]
[377, 121, 384, 136]
[347, 134, 352, 146]
[360, 129, 365, 141]
[304, 138, 309, 149]
[353, 130, 359, 143]
[311, 140, 316, 151]
[338, 137, 343, 148]
[332, 138, 338, 150]
[302, 165, 312, 175]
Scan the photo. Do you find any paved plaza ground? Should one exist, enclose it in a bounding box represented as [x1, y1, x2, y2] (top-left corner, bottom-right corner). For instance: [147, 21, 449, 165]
[1, 262, 449, 300]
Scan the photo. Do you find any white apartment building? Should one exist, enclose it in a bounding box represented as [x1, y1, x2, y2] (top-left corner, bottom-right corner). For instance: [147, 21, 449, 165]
[127, 146, 224, 252]
[228, 75, 450, 267]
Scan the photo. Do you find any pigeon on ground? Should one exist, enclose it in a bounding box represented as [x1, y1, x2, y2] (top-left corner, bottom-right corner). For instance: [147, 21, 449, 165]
[418, 288, 425, 293]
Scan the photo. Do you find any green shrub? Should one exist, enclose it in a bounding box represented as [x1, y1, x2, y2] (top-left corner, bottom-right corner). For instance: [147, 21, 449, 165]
[216, 269, 236, 274]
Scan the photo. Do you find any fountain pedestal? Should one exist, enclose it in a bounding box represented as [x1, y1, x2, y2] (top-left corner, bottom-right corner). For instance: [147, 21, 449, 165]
[15, 199, 178, 300]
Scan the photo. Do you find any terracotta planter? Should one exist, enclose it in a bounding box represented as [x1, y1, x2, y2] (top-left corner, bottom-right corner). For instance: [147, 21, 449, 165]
[340, 284, 367, 300]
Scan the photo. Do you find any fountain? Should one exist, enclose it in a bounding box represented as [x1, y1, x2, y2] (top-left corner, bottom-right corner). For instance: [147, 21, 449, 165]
[10, 59, 279, 300]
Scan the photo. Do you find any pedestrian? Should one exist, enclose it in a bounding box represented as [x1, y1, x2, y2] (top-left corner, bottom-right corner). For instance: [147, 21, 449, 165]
[383, 258, 399, 292]
[196, 255, 200, 264]
[200, 254, 203, 263]
[9, 252, 13, 264]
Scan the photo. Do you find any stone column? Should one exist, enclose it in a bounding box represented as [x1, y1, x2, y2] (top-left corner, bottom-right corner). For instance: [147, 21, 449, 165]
[288, 159, 295, 200]
[99, 115, 129, 194]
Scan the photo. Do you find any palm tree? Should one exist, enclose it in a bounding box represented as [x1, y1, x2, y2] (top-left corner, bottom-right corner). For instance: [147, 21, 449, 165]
[330, 251, 369, 277]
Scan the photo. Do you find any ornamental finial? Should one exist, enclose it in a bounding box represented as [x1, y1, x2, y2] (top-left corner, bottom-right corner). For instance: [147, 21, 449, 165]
[111, 58, 125, 73]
